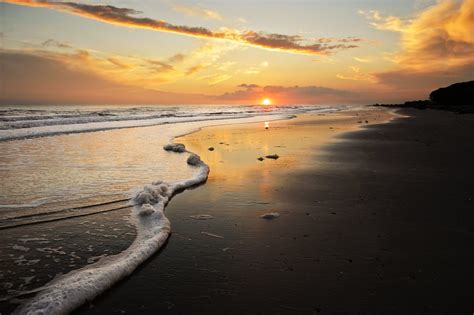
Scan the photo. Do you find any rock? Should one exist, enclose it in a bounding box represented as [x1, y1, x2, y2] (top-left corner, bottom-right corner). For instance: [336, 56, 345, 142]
[187, 153, 201, 165]
[257, 157, 264, 161]
[430, 80, 474, 106]
[208, 147, 215, 151]
[373, 81, 474, 113]
[260, 212, 280, 219]
[265, 154, 279, 160]
[163, 143, 186, 153]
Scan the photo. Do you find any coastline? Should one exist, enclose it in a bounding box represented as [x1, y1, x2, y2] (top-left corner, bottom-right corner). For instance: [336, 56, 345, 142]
[79, 107, 474, 314]
[7, 106, 474, 314]
[74, 107, 420, 314]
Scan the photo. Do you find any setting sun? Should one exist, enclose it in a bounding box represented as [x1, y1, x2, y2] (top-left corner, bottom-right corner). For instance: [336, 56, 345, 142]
[262, 98, 272, 106]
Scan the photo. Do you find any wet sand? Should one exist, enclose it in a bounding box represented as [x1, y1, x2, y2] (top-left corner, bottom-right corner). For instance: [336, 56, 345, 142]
[77, 108, 474, 314]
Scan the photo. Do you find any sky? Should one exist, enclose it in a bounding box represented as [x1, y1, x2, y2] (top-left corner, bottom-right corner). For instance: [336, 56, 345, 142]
[0, 0, 472, 105]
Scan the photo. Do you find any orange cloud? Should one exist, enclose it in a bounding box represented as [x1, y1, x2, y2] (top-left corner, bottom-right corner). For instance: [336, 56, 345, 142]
[397, 0, 474, 69]
[4, 0, 361, 55]
[337, 66, 376, 82]
[364, 0, 474, 95]
[358, 10, 407, 32]
[0, 49, 210, 105]
[26, 39, 236, 90]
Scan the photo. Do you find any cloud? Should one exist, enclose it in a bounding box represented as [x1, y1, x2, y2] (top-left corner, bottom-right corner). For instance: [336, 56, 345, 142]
[172, 4, 222, 21]
[106, 57, 130, 69]
[337, 66, 376, 82]
[186, 64, 205, 75]
[168, 53, 186, 63]
[217, 84, 356, 104]
[353, 57, 370, 63]
[0, 34, 243, 103]
[374, 62, 474, 93]
[41, 39, 71, 48]
[0, 49, 210, 105]
[5, 0, 361, 55]
[117, 41, 234, 85]
[318, 37, 364, 44]
[198, 73, 232, 85]
[363, 0, 474, 95]
[358, 10, 407, 32]
[147, 59, 175, 73]
[238, 83, 260, 89]
[1, 38, 236, 92]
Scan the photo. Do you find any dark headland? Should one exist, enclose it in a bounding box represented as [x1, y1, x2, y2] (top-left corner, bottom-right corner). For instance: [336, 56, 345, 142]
[77, 84, 474, 314]
[374, 80, 474, 113]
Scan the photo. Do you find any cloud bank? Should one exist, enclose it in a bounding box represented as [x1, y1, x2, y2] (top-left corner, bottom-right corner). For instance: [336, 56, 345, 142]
[217, 84, 356, 104]
[4, 0, 361, 55]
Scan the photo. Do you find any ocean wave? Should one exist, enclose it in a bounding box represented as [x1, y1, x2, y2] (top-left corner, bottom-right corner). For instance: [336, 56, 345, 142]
[0, 105, 340, 142]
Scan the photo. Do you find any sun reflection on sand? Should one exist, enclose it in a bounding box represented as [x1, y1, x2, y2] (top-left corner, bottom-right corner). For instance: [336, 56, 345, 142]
[178, 114, 373, 203]
[178, 110, 395, 191]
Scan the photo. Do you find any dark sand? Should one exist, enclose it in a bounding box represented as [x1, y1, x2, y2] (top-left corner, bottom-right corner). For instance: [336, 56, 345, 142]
[76, 108, 474, 314]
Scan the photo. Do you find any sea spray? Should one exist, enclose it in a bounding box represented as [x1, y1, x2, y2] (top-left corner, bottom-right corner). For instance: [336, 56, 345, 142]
[14, 147, 209, 315]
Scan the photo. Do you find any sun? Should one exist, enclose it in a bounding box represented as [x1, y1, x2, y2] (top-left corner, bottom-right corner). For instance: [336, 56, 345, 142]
[262, 98, 271, 106]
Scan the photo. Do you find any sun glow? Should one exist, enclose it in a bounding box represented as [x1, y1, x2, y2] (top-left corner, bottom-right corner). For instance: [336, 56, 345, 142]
[262, 98, 271, 106]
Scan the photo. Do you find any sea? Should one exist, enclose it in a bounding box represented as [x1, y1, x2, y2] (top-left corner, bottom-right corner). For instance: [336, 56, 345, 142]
[0, 104, 343, 313]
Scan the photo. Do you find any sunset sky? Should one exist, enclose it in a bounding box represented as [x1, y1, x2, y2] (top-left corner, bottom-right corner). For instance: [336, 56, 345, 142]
[0, 0, 473, 105]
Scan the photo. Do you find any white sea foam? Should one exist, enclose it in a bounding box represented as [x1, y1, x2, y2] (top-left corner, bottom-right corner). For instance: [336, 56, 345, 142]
[163, 143, 186, 153]
[14, 143, 209, 315]
[186, 153, 202, 166]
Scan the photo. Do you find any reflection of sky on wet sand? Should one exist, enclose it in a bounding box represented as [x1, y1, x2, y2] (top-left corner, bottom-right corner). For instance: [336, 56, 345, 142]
[179, 112, 392, 204]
